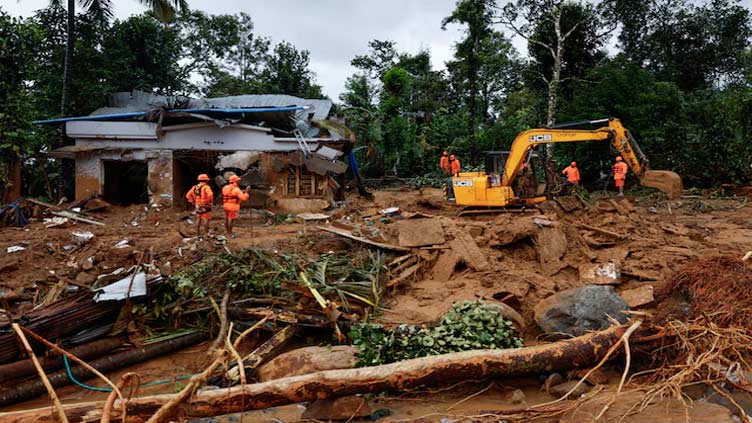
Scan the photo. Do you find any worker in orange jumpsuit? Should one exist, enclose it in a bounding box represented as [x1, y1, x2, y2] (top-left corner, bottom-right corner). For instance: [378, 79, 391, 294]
[439, 151, 450, 176]
[561, 161, 581, 186]
[221, 175, 250, 238]
[612, 156, 628, 196]
[185, 174, 214, 237]
[449, 154, 461, 176]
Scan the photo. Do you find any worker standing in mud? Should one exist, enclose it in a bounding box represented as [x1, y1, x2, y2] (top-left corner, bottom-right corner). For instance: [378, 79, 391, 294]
[449, 154, 461, 176]
[612, 156, 628, 196]
[561, 161, 581, 186]
[186, 174, 214, 237]
[440, 151, 450, 176]
[222, 175, 250, 238]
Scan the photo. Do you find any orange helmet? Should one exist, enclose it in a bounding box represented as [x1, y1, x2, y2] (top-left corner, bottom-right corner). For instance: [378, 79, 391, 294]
[450, 154, 456, 160]
[228, 175, 241, 183]
[571, 161, 577, 167]
[616, 157, 623, 162]
[197, 174, 210, 181]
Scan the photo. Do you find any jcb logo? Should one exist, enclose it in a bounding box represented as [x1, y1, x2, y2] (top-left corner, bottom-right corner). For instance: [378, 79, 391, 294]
[453, 180, 473, 187]
[529, 134, 552, 142]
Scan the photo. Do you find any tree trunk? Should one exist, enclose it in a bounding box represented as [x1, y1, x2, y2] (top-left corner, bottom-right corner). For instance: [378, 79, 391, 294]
[61, 0, 75, 118]
[0, 325, 629, 423]
[0, 337, 123, 384]
[545, 8, 564, 160]
[0, 332, 206, 407]
[467, 37, 479, 163]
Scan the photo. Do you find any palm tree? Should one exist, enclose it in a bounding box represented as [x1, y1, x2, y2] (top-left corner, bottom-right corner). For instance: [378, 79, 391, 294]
[58, 0, 189, 117]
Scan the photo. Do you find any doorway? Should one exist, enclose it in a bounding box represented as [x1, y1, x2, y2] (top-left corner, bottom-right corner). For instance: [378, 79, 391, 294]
[102, 160, 148, 205]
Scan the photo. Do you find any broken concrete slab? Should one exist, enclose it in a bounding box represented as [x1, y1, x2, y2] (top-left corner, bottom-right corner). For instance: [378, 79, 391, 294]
[431, 250, 460, 282]
[579, 260, 621, 285]
[619, 284, 655, 308]
[450, 232, 490, 271]
[396, 218, 445, 247]
[534, 226, 568, 275]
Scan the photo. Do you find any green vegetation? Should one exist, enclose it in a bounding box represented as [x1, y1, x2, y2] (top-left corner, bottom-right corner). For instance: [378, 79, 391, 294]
[0, 0, 750, 200]
[349, 301, 524, 366]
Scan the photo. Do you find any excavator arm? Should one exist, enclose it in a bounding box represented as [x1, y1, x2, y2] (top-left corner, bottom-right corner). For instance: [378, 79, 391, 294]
[501, 118, 682, 198]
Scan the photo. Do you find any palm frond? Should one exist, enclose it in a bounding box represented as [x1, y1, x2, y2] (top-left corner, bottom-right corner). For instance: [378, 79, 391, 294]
[80, 0, 114, 21]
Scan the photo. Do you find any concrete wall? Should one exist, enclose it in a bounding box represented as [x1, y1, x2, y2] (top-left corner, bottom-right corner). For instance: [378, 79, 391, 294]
[74, 149, 174, 206]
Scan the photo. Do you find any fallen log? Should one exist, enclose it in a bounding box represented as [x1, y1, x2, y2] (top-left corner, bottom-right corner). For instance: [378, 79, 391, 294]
[1, 324, 631, 423]
[0, 337, 123, 384]
[224, 325, 297, 383]
[0, 332, 206, 407]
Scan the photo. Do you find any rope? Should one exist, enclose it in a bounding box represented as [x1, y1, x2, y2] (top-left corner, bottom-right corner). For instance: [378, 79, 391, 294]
[62, 355, 199, 392]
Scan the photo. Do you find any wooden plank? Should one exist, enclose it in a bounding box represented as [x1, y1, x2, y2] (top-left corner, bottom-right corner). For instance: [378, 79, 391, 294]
[315, 226, 409, 251]
[51, 211, 106, 226]
[386, 263, 422, 287]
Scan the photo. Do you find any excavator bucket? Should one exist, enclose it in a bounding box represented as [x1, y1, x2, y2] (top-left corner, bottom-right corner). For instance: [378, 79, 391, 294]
[640, 170, 683, 199]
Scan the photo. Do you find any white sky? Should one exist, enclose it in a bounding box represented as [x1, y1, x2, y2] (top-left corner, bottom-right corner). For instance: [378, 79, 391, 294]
[3, 0, 751, 99]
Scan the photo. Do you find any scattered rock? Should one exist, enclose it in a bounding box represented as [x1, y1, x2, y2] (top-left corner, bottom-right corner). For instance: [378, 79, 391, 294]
[510, 389, 526, 404]
[579, 260, 621, 285]
[570, 368, 609, 385]
[468, 226, 484, 237]
[74, 271, 96, 285]
[534, 285, 629, 337]
[302, 396, 372, 420]
[619, 284, 655, 308]
[80, 256, 95, 271]
[549, 381, 591, 399]
[257, 346, 358, 382]
[397, 218, 445, 247]
[542, 373, 564, 394]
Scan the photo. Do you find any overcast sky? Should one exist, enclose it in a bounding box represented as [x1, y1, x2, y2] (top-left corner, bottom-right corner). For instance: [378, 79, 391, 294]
[4, 0, 751, 100]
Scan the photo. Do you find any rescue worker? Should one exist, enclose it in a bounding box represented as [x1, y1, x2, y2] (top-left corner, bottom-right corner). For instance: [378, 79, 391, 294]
[440, 151, 450, 176]
[612, 156, 628, 196]
[185, 174, 214, 237]
[449, 154, 461, 176]
[561, 161, 581, 186]
[222, 175, 250, 238]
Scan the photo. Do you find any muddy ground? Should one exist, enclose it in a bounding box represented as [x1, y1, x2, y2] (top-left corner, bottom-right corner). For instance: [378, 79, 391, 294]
[1, 187, 751, 421]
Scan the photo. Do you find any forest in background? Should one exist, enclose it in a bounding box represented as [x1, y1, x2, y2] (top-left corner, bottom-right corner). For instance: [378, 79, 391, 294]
[1, 0, 751, 199]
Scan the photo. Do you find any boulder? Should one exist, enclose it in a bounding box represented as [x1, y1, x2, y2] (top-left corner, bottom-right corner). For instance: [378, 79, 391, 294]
[549, 381, 592, 399]
[534, 285, 629, 337]
[257, 345, 358, 382]
[619, 284, 655, 308]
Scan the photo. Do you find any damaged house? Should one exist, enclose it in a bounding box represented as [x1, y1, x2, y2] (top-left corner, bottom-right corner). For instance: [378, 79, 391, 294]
[39, 91, 354, 213]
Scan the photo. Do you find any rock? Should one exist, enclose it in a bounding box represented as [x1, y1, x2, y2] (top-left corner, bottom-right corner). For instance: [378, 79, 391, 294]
[74, 271, 96, 285]
[158, 261, 173, 277]
[570, 368, 609, 385]
[619, 284, 655, 308]
[549, 381, 591, 399]
[468, 226, 484, 237]
[302, 396, 372, 420]
[431, 250, 460, 282]
[510, 389, 526, 404]
[397, 218, 445, 247]
[542, 373, 564, 393]
[534, 285, 629, 337]
[257, 346, 358, 382]
[579, 260, 621, 285]
[80, 256, 95, 271]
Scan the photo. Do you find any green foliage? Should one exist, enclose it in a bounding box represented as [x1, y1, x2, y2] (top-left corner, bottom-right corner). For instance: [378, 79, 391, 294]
[349, 301, 524, 366]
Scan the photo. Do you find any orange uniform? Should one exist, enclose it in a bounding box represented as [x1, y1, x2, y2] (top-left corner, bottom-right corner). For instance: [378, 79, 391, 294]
[222, 183, 249, 220]
[440, 155, 449, 174]
[562, 165, 580, 184]
[449, 157, 461, 176]
[612, 161, 628, 188]
[186, 182, 214, 220]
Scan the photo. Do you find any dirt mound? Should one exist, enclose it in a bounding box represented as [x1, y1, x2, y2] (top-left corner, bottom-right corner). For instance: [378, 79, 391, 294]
[661, 256, 752, 328]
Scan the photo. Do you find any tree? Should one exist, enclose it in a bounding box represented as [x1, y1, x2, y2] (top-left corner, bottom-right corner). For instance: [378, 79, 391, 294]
[351, 40, 399, 80]
[498, 0, 614, 139]
[442, 0, 496, 161]
[57, 0, 188, 118]
[258, 41, 324, 98]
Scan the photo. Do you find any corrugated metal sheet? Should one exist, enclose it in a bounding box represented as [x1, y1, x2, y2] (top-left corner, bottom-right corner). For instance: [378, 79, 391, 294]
[204, 95, 332, 121]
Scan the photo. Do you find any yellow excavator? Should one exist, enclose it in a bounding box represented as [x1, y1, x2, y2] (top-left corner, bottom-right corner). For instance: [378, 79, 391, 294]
[448, 118, 683, 210]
